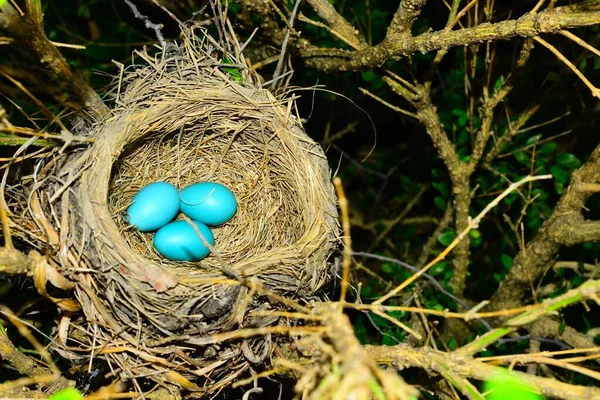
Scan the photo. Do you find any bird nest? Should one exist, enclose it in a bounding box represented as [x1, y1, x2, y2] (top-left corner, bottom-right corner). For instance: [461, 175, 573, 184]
[9, 31, 339, 394]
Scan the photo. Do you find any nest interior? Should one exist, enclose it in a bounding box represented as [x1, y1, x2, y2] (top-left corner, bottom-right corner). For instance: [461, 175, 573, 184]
[9, 32, 340, 390]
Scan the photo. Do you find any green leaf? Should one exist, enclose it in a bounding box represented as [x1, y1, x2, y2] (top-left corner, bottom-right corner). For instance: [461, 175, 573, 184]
[514, 151, 530, 166]
[430, 261, 448, 276]
[381, 263, 394, 274]
[558, 322, 566, 335]
[484, 370, 545, 400]
[494, 76, 505, 91]
[470, 229, 482, 247]
[555, 153, 581, 169]
[501, 254, 513, 270]
[554, 181, 564, 195]
[362, 71, 378, 82]
[434, 196, 447, 210]
[432, 181, 451, 198]
[222, 56, 243, 82]
[49, 388, 83, 400]
[447, 337, 458, 350]
[504, 192, 518, 206]
[525, 134, 542, 146]
[550, 164, 569, 184]
[537, 142, 557, 154]
[547, 72, 562, 83]
[438, 230, 455, 246]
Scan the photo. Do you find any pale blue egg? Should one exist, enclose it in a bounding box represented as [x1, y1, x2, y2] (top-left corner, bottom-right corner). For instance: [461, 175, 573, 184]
[153, 220, 215, 261]
[180, 182, 237, 226]
[126, 182, 180, 232]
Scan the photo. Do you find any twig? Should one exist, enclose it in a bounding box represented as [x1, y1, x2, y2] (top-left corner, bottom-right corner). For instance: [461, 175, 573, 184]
[124, 0, 166, 47]
[305, 0, 367, 50]
[447, 0, 480, 30]
[333, 177, 352, 309]
[359, 87, 419, 119]
[534, 36, 600, 98]
[270, 0, 302, 91]
[560, 30, 600, 58]
[374, 174, 553, 305]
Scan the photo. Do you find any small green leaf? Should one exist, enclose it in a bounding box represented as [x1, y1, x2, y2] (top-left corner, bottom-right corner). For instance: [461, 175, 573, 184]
[434, 196, 447, 210]
[550, 164, 568, 184]
[432, 181, 451, 198]
[222, 55, 243, 82]
[484, 370, 545, 400]
[381, 263, 394, 274]
[430, 261, 448, 276]
[504, 192, 518, 206]
[514, 151, 530, 166]
[362, 71, 378, 82]
[554, 181, 564, 195]
[547, 72, 562, 83]
[558, 322, 566, 335]
[555, 153, 581, 169]
[494, 76, 505, 90]
[447, 337, 458, 350]
[470, 229, 482, 248]
[525, 134, 542, 146]
[49, 388, 83, 400]
[537, 142, 557, 154]
[438, 230, 455, 246]
[501, 254, 513, 270]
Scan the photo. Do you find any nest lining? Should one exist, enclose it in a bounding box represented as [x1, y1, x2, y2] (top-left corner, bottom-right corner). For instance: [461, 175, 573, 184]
[109, 125, 306, 272]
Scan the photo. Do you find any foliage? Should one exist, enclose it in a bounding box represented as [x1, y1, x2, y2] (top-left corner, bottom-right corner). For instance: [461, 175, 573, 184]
[1, 0, 600, 399]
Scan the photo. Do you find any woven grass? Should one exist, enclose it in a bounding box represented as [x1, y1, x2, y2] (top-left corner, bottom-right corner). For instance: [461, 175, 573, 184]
[8, 29, 339, 393]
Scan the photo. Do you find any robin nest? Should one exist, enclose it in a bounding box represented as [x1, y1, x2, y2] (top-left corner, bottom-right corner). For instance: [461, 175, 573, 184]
[8, 30, 339, 394]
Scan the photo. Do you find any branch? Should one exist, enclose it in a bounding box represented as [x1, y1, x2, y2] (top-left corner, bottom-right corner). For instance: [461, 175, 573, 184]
[0, 247, 30, 275]
[300, 4, 600, 72]
[387, 0, 427, 37]
[1, 1, 109, 120]
[489, 144, 600, 313]
[305, 0, 367, 50]
[366, 343, 600, 400]
[470, 39, 535, 172]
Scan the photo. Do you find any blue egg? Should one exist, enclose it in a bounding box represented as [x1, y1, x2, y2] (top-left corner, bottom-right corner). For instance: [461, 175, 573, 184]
[180, 182, 237, 226]
[126, 182, 180, 232]
[153, 220, 215, 261]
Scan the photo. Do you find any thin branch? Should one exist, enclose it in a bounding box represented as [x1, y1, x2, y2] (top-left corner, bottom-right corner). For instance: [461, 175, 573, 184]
[560, 30, 600, 58]
[333, 177, 352, 309]
[489, 145, 600, 313]
[305, 0, 367, 50]
[534, 36, 600, 98]
[375, 174, 552, 305]
[124, 0, 166, 47]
